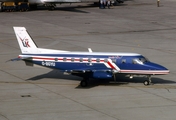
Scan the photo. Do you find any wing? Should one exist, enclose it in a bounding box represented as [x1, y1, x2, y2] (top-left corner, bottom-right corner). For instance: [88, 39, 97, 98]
[64, 68, 113, 79]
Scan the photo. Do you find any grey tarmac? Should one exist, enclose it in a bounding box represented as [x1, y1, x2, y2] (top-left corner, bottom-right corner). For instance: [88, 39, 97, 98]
[0, 0, 176, 120]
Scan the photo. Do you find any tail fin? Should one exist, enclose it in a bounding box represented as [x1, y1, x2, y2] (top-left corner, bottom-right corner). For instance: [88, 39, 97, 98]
[13, 27, 39, 54]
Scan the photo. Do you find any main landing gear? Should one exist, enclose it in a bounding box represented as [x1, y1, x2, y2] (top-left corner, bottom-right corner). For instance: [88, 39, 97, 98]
[143, 75, 152, 86]
[45, 4, 56, 10]
[80, 78, 89, 87]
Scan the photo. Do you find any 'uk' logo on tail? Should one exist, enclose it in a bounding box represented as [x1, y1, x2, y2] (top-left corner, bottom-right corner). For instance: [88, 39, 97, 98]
[18, 35, 30, 48]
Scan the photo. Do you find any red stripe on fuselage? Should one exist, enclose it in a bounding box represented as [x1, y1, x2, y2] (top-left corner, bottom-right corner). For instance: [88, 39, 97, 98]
[120, 70, 169, 75]
[33, 57, 55, 60]
[107, 61, 115, 69]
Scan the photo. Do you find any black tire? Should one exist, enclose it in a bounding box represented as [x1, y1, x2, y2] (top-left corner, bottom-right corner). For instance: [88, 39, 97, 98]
[29, 4, 37, 10]
[143, 80, 149, 86]
[48, 6, 55, 11]
[80, 80, 88, 87]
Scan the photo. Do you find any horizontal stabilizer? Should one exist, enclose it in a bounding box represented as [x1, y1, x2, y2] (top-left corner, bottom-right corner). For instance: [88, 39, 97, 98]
[10, 57, 22, 61]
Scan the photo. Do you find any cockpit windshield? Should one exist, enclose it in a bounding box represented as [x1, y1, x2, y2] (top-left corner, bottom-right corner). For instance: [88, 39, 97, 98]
[132, 57, 149, 65]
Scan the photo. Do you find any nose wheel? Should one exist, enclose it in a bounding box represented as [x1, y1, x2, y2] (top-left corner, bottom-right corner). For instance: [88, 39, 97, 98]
[143, 75, 152, 86]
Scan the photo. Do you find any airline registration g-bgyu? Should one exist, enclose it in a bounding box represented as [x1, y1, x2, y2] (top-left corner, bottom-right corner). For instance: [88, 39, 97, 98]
[12, 27, 169, 87]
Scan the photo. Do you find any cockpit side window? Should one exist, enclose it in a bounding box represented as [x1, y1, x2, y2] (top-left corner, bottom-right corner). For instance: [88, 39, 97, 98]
[132, 59, 137, 64]
[133, 59, 141, 64]
[139, 57, 149, 63]
[132, 57, 149, 65]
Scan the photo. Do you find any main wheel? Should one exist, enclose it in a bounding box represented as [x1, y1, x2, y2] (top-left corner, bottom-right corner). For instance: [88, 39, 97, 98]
[48, 6, 55, 11]
[80, 80, 88, 87]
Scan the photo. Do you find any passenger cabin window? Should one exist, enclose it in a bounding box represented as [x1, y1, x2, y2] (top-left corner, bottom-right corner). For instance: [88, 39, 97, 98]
[104, 58, 108, 63]
[96, 58, 100, 62]
[63, 57, 67, 61]
[71, 58, 74, 62]
[80, 58, 83, 62]
[88, 58, 92, 62]
[122, 59, 126, 64]
[55, 58, 58, 61]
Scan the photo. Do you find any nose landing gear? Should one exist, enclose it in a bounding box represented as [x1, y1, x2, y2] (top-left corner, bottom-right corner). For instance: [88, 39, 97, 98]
[143, 75, 152, 86]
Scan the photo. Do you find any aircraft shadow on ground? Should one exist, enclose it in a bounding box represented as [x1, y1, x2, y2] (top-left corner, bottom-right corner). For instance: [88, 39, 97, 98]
[114, 74, 176, 84]
[87, 76, 176, 88]
[27, 70, 175, 88]
[33, 2, 129, 13]
[35, 4, 99, 13]
[27, 70, 82, 81]
[53, 7, 90, 13]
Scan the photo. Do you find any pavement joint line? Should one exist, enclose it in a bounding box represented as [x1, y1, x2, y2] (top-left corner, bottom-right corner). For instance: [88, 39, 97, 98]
[134, 87, 176, 103]
[34, 83, 120, 120]
[0, 113, 9, 120]
[0, 70, 175, 120]
[0, 69, 119, 119]
[10, 109, 94, 116]
[57, 37, 176, 55]
[0, 69, 25, 82]
[0, 1, 176, 119]
[113, 104, 176, 110]
[0, 41, 19, 50]
[35, 27, 176, 38]
[1, 80, 176, 89]
[32, 83, 176, 120]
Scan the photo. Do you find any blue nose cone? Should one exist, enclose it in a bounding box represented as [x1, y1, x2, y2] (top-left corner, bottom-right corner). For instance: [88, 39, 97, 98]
[150, 62, 168, 70]
[145, 62, 169, 75]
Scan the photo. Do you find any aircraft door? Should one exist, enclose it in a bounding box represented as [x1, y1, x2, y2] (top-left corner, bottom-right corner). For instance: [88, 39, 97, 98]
[109, 57, 120, 72]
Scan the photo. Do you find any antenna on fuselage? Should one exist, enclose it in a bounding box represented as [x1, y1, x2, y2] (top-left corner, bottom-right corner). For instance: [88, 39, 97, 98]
[88, 48, 93, 52]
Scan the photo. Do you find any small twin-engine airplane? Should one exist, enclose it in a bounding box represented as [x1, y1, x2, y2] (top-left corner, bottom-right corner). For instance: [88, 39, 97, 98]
[12, 27, 169, 87]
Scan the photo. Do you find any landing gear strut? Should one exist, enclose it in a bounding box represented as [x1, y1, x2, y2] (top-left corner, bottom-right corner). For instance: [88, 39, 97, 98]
[45, 4, 56, 11]
[143, 75, 152, 86]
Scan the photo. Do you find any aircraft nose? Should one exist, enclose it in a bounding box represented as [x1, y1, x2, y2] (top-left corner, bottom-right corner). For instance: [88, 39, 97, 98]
[157, 65, 170, 73]
[146, 62, 169, 75]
